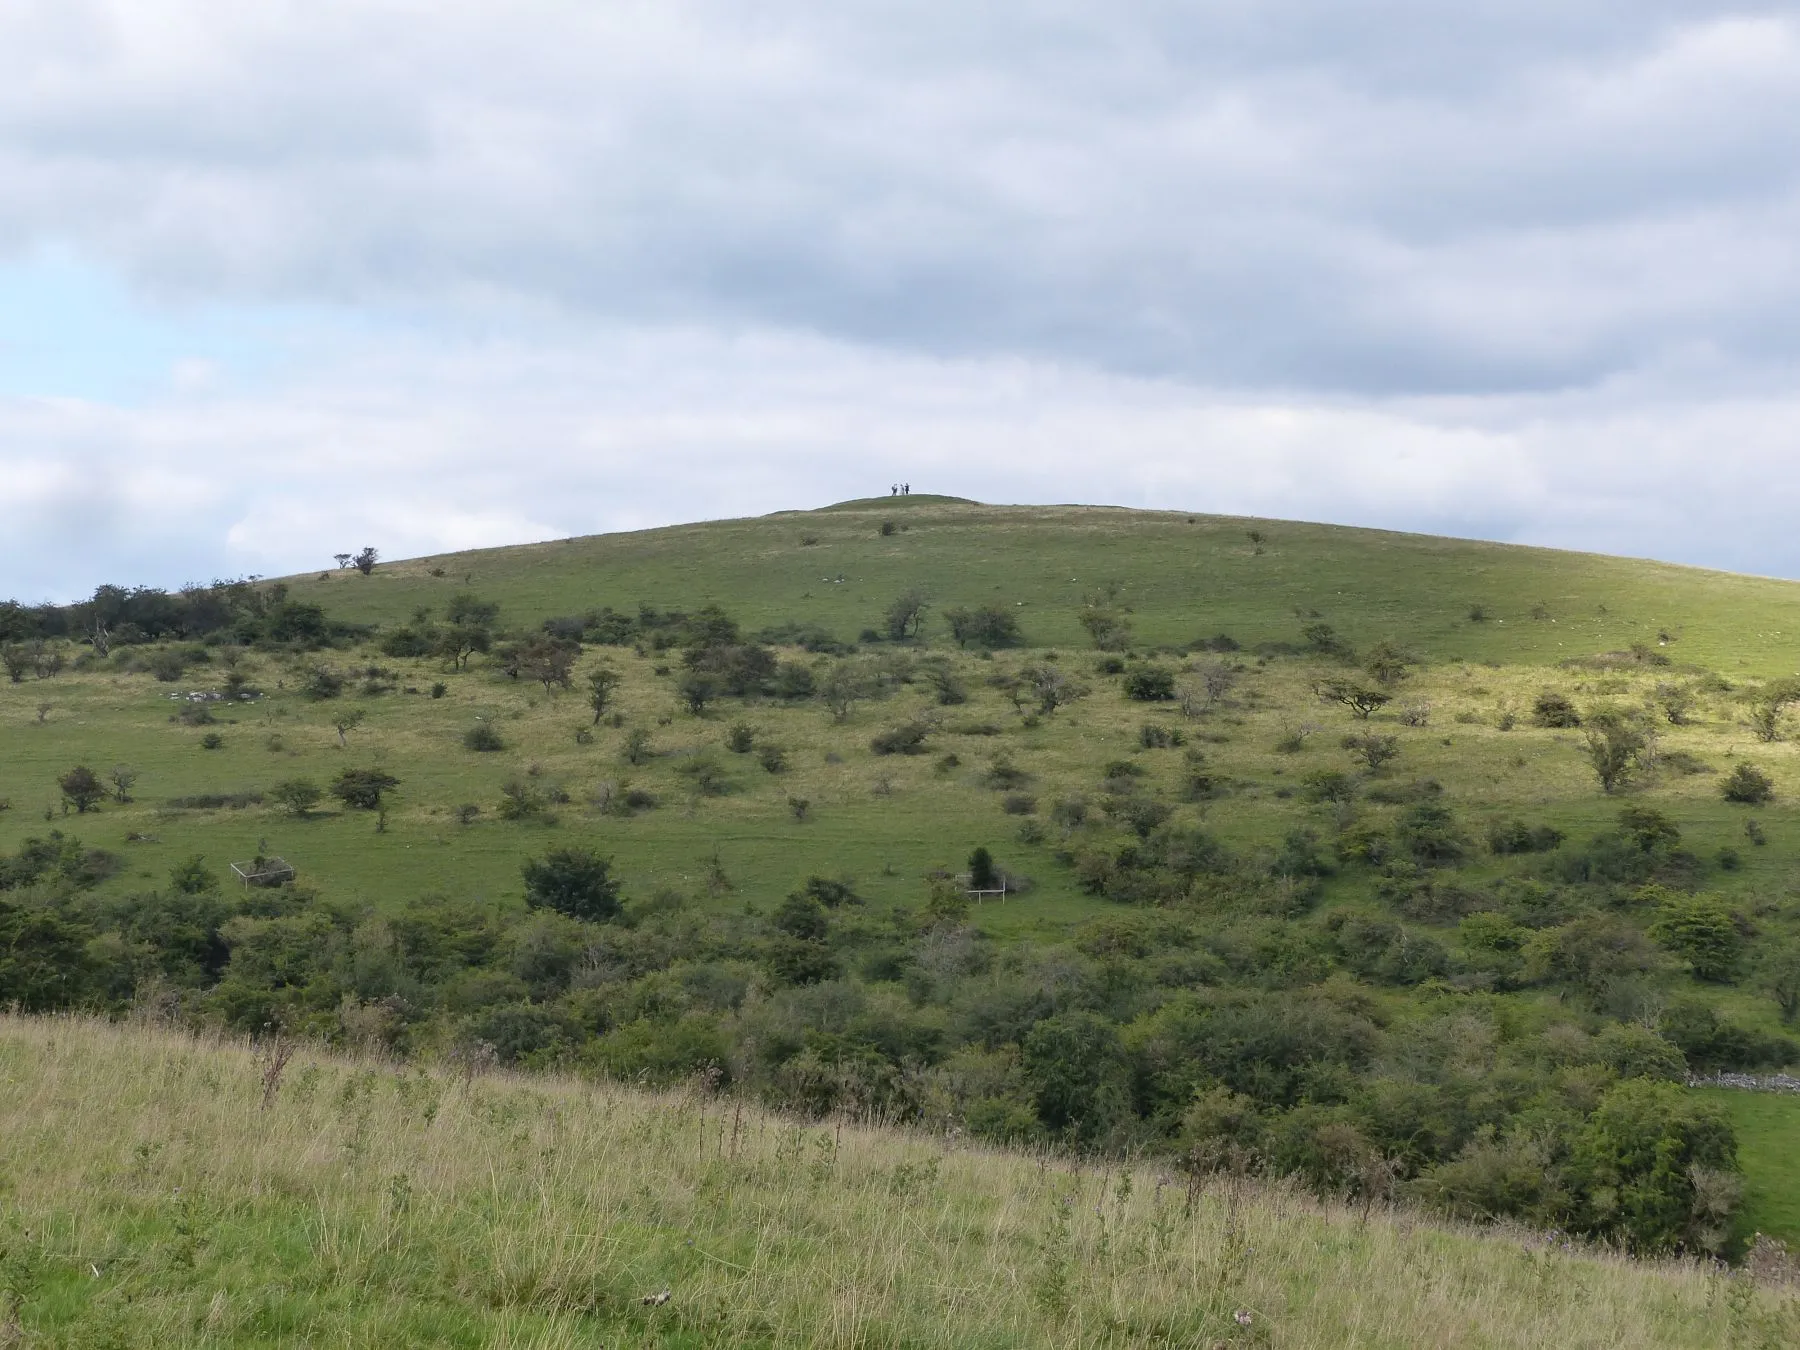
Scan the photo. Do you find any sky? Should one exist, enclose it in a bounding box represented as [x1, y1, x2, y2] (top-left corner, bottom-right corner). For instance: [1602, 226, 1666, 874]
[2, 1, 1799, 602]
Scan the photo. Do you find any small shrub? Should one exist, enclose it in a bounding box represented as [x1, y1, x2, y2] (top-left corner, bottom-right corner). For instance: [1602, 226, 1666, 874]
[1721, 763, 1775, 805]
[166, 791, 263, 810]
[879, 520, 897, 536]
[623, 728, 654, 765]
[1122, 666, 1175, 701]
[984, 755, 1031, 789]
[463, 723, 505, 752]
[726, 722, 757, 753]
[1016, 818, 1047, 845]
[302, 666, 345, 700]
[870, 722, 931, 755]
[757, 744, 789, 774]
[1531, 691, 1581, 728]
[1002, 792, 1037, 816]
[675, 754, 732, 796]
[498, 780, 552, 821]
[934, 753, 961, 774]
[788, 796, 811, 821]
[1094, 656, 1124, 676]
[574, 726, 594, 745]
[430, 682, 448, 699]
[200, 732, 224, 750]
[1138, 723, 1184, 748]
[456, 804, 481, 825]
[1397, 703, 1431, 728]
[1660, 750, 1710, 776]
[173, 703, 216, 727]
[1488, 819, 1566, 854]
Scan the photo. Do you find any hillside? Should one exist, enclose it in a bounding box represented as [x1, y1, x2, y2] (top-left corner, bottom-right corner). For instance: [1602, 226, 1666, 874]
[0, 1015, 1792, 1348]
[284, 499, 1800, 674]
[6, 499, 1800, 1269]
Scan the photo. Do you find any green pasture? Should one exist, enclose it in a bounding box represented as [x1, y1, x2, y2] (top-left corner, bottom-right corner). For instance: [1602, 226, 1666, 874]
[7, 633, 1800, 926]
[1702, 1089, 1800, 1247]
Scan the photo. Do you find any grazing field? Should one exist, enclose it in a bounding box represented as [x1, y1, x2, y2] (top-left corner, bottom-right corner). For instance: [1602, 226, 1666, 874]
[1705, 1089, 1800, 1248]
[1, 1015, 1795, 1349]
[7, 498, 1800, 1277]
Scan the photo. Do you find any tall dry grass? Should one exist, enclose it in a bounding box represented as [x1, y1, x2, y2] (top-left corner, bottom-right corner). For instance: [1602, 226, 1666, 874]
[1, 1014, 1795, 1347]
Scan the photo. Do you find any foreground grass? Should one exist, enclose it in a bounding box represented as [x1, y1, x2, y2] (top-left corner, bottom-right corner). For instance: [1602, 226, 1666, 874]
[2, 1017, 1796, 1348]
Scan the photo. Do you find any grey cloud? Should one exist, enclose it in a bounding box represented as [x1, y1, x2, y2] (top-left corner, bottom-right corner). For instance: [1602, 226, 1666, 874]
[2, 2, 1796, 393]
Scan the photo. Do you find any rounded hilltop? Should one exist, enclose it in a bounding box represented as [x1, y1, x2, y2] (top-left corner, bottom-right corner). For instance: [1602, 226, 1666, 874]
[814, 493, 981, 511]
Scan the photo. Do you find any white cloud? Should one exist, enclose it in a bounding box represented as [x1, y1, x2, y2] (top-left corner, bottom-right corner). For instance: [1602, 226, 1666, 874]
[1, 2, 1797, 598]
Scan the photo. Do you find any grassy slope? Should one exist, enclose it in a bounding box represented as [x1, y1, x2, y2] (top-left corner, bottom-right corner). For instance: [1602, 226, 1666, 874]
[284, 499, 1800, 674]
[9, 499, 1800, 918]
[2, 1015, 1793, 1349]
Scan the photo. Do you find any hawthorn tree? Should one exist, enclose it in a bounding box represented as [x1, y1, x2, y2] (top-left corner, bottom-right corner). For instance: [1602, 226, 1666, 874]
[1583, 713, 1651, 794]
[585, 665, 622, 724]
[330, 768, 399, 810]
[522, 847, 622, 922]
[58, 765, 106, 814]
[883, 589, 929, 642]
[1314, 677, 1392, 720]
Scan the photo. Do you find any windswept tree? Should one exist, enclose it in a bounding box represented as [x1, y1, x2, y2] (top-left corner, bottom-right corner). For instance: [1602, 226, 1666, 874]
[436, 593, 499, 670]
[1749, 678, 1800, 742]
[330, 768, 399, 811]
[882, 589, 929, 642]
[1314, 677, 1392, 720]
[352, 546, 379, 576]
[331, 708, 366, 747]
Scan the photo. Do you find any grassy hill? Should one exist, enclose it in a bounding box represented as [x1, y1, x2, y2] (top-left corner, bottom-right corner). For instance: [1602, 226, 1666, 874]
[7, 498, 1800, 1276]
[0, 1015, 1792, 1348]
[285, 499, 1800, 673]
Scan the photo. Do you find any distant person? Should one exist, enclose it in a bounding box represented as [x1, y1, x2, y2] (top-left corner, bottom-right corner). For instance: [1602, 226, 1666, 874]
[904, 482, 911, 494]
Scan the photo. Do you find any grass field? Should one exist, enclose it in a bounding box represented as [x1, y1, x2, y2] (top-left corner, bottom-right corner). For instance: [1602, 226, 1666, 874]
[1704, 1089, 1800, 1249]
[2, 1015, 1795, 1349]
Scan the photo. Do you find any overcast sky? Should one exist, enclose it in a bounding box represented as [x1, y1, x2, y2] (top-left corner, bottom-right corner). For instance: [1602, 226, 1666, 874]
[3, 1, 1799, 601]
